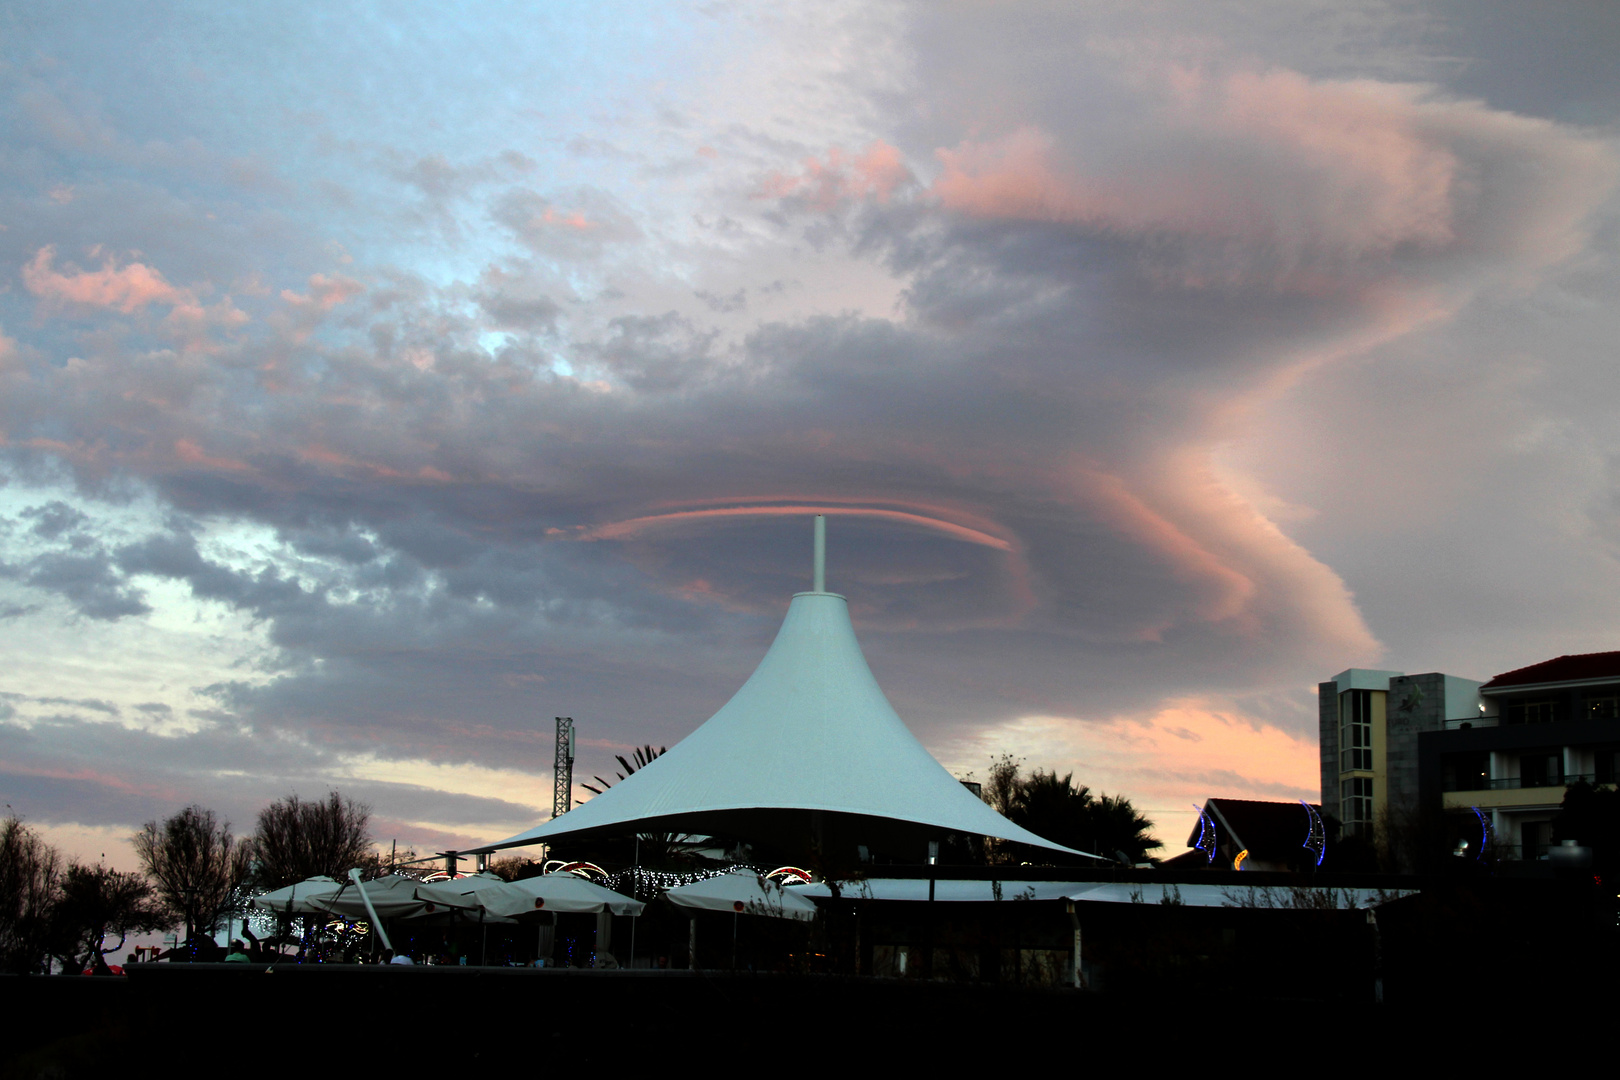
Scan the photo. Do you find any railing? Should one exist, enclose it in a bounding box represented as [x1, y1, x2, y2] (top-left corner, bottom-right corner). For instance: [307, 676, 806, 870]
[1442, 773, 1595, 792]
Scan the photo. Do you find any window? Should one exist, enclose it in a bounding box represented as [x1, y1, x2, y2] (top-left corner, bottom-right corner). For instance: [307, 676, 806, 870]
[1341, 777, 1373, 835]
[1505, 701, 1558, 725]
[1597, 748, 1620, 785]
[1340, 690, 1373, 772]
[1441, 752, 1490, 792]
[1587, 697, 1620, 721]
[1519, 751, 1562, 788]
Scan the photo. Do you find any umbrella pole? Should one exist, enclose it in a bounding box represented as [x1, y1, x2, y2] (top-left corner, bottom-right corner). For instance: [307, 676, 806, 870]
[629, 836, 639, 970]
[731, 912, 737, 971]
[480, 908, 487, 967]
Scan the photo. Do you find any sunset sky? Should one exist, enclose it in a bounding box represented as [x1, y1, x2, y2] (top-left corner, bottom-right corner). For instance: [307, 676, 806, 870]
[3, 2, 1618, 865]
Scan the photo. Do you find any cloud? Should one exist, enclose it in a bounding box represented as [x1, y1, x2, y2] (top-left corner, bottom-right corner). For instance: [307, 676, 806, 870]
[2, 2, 1618, 862]
[757, 140, 915, 210]
[280, 273, 364, 312]
[22, 245, 189, 314]
[490, 187, 642, 257]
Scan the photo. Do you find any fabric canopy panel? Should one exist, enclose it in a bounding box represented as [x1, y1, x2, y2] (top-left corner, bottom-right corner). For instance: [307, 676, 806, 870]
[666, 871, 819, 922]
[312, 874, 429, 920]
[793, 879, 1414, 909]
[479, 588, 1088, 859]
[251, 875, 342, 915]
[792, 879, 1083, 903]
[482, 872, 645, 918]
[411, 873, 521, 922]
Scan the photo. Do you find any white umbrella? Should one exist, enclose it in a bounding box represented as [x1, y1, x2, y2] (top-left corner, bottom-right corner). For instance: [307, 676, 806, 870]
[312, 874, 429, 920]
[665, 870, 818, 922]
[251, 875, 342, 915]
[411, 874, 520, 922]
[480, 872, 645, 918]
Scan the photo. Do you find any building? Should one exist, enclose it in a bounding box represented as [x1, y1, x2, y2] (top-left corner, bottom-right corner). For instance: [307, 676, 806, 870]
[1321, 652, 1620, 861]
[1418, 651, 1620, 860]
[1318, 668, 1488, 838]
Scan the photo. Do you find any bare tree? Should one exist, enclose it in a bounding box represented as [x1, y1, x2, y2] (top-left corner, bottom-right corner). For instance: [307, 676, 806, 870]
[249, 791, 372, 890]
[0, 814, 62, 973]
[133, 805, 250, 948]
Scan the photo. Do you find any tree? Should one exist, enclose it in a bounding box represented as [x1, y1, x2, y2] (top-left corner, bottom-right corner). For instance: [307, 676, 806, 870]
[1554, 779, 1620, 879]
[988, 761, 1161, 865]
[581, 745, 666, 795]
[133, 805, 250, 948]
[250, 791, 372, 890]
[46, 863, 166, 974]
[0, 814, 62, 974]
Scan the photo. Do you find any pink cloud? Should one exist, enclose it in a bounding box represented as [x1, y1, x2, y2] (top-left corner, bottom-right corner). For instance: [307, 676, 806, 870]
[173, 438, 252, 473]
[280, 272, 364, 312]
[758, 140, 914, 210]
[23, 246, 189, 314]
[930, 62, 1613, 295]
[581, 502, 1014, 551]
[932, 68, 1461, 256]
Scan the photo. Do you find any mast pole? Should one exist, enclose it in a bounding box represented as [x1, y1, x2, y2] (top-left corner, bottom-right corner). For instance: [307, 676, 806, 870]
[813, 514, 826, 593]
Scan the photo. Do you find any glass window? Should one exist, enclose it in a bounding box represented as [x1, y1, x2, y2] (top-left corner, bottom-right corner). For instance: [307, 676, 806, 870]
[1340, 690, 1373, 772]
[1587, 697, 1620, 721]
[1519, 751, 1562, 788]
[1341, 776, 1373, 835]
[1506, 701, 1558, 725]
[1441, 752, 1490, 792]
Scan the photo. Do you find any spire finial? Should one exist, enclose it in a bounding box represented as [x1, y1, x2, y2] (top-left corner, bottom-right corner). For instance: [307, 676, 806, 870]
[813, 514, 826, 593]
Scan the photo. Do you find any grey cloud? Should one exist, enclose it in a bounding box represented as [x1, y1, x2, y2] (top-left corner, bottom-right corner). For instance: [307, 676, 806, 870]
[3, 550, 150, 620]
[0, 713, 540, 839]
[2, 0, 1617, 849]
[32, 696, 119, 716]
[696, 288, 747, 314]
[489, 186, 642, 257]
[472, 264, 562, 332]
[23, 501, 89, 540]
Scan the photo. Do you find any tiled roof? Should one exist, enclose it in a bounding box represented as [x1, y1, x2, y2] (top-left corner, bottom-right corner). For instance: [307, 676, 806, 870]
[1481, 651, 1620, 690]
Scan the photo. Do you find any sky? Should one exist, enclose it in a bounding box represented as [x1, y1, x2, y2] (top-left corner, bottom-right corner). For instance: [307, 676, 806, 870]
[2, 1, 1618, 868]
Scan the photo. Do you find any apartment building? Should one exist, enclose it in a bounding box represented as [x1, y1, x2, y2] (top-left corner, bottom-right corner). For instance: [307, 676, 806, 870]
[1317, 668, 1487, 838]
[1417, 651, 1620, 860]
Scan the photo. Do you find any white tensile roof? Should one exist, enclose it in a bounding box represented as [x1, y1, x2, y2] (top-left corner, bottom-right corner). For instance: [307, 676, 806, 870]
[480, 532, 1089, 858]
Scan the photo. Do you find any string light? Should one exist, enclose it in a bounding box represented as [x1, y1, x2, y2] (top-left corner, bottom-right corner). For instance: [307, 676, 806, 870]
[1471, 807, 1492, 862]
[1300, 800, 1326, 867]
[1192, 804, 1218, 863]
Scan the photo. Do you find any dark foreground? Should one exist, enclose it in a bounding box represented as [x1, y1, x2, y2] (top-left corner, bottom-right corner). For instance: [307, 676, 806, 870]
[4, 960, 1616, 1073]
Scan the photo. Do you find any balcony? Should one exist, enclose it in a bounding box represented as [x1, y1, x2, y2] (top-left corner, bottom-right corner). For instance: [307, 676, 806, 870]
[1441, 773, 1593, 793]
[1484, 773, 1591, 790]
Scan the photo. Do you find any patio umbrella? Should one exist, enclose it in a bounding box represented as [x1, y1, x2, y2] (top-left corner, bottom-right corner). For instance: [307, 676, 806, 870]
[479, 872, 645, 919]
[412, 872, 514, 912]
[664, 870, 818, 921]
[312, 874, 430, 920]
[251, 875, 343, 915]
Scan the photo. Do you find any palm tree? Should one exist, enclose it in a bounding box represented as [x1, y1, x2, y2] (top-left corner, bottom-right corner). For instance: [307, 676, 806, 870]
[994, 764, 1161, 865]
[581, 745, 666, 795]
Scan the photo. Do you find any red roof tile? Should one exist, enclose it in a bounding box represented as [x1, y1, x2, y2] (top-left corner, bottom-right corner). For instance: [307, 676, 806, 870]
[1482, 651, 1620, 690]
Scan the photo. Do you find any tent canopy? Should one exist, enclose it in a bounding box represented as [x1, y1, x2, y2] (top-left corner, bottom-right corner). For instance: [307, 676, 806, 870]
[478, 543, 1091, 860]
